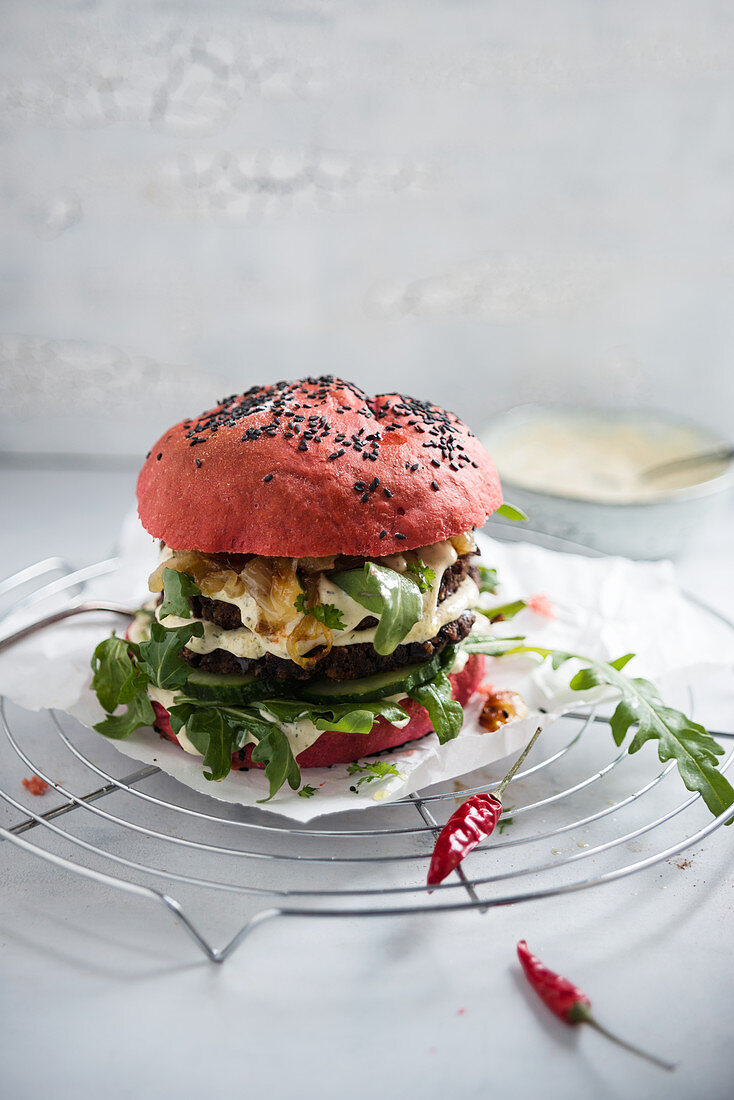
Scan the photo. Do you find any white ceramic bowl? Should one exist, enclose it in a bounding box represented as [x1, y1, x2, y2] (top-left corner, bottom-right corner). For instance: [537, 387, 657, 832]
[480, 405, 734, 559]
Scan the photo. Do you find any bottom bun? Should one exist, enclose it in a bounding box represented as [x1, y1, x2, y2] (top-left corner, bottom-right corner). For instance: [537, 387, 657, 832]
[152, 653, 486, 769]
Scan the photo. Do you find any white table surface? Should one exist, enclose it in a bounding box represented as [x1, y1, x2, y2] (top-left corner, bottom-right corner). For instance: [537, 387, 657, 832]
[2, 465, 733, 1100]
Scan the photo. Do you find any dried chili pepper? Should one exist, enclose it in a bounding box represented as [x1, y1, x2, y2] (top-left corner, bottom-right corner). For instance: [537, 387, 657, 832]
[426, 725, 542, 886]
[517, 941, 674, 1071]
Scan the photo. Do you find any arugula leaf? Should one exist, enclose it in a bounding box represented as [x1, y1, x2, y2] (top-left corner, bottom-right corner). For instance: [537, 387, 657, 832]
[459, 635, 527, 656]
[332, 562, 422, 655]
[405, 559, 436, 594]
[91, 634, 144, 713]
[251, 726, 301, 802]
[257, 697, 410, 735]
[347, 760, 400, 790]
[293, 591, 346, 630]
[298, 784, 318, 798]
[477, 599, 527, 622]
[159, 568, 202, 619]
[409, 670, 464, 745]
[514, 646, 734, 821]
[184, 707, 234, 782]
[477, 566, 499, 594]
[94, 691, 156, 740]
[137, 620, 204, 691]
[496, 502, 528, 522]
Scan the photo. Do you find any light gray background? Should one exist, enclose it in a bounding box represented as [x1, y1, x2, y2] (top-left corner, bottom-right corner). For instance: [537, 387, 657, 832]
[2, 0, 733, 460]
[2, 5, 734, 1100]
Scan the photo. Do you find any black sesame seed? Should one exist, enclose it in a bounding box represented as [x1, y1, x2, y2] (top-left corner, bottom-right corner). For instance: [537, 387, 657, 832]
[156, 453, 163, 461]
[361, 492, 370, 503]
[368, 477, 379, 492]
[195, 458, 202, 468]
[263, 473, 274, 482]
[328, 452, 339, 460]
[410, 463, 419, 472]
[431, 459, 440, 468]
[298, 442, 308, 451]
[354, 481, 365, 491]
[380, 530, 387, 539]
[384, 488, 392, 498]
[395, 533, 406, 540]
[431, 480, 439, 491]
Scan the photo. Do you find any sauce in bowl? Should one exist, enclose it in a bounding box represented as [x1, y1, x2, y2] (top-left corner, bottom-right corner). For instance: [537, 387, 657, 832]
[484, 408, 730, 504]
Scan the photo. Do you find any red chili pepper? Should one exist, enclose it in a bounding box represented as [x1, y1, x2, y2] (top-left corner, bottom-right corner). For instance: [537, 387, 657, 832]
[427, 794, 501, 886]
[517, 940, 591, 1022]
[426, 725, 543, 887]
[517, 941, 675, 1071]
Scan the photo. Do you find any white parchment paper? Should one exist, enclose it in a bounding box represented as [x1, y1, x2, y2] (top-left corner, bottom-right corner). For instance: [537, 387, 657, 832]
[1, 512, 733, 822]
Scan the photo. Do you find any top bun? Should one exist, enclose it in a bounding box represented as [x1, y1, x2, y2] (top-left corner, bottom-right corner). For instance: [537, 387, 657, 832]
[136, 376, 502, 557]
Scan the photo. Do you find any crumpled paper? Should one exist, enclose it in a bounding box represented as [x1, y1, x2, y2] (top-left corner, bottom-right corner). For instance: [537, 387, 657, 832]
[1, 511, 733, 822]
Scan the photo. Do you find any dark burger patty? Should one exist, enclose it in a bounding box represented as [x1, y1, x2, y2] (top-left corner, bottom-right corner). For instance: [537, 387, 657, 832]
[188, 555, 478, 632]
[182, 610, 475, 682]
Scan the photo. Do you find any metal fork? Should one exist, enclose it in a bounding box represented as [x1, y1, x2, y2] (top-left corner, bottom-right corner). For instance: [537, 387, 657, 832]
[0, 603, 135, 654]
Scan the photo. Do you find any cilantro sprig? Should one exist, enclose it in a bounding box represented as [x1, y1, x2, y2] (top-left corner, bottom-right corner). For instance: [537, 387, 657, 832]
[347, 760, 401, 791]
[293, 591, 346, 630]
[405, 559, 436, 594]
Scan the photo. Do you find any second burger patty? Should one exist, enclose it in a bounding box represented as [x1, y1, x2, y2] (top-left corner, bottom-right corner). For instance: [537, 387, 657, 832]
[181, 556, 478, 683]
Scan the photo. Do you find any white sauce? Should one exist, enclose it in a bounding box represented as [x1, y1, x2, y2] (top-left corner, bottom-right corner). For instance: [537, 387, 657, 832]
[486, 411, 729, 503]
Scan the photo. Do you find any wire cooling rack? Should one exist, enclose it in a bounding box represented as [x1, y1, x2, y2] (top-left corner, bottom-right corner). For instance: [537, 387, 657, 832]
[1, 530, 732, 963]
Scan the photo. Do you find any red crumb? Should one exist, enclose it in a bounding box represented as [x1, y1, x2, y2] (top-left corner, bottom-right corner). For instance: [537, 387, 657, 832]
[22, 776, 49, 796]
[527, 593, 555, 618]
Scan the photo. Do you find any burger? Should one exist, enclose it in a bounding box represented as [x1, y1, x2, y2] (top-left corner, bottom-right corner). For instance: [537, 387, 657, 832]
[91, 375, 518, 800]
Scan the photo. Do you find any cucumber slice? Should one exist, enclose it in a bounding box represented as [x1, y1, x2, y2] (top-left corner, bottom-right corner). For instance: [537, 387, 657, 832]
[185, 669, 280, 704]
[297, 654, 443, 704]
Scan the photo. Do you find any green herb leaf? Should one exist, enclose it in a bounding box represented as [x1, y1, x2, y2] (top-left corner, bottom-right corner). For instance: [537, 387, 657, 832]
[91, 634, 144, 713]
[515, 646, 734, 821]
[94, 691, 156, 740]
[346, 760, 400, 790]
[405, 559, 436, 594]
[409, 670, 464, 745]
[460, 634, 527, 656]
[137, 620, 204, 691]
[477, 599, 527, 622]
[257, 697, 409, 735]
[293, 591, 346, 630]
[159, 568, 202, 619]
[251, 726, 301, 802]
[477, 566, 499, 594]
[184, 707, 234, 782]
[496, 502, 528, 522]
[332, 562, 422, 655]
[298, 784, 318, 798]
